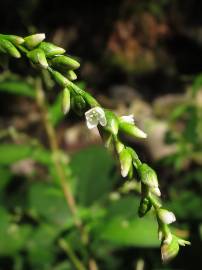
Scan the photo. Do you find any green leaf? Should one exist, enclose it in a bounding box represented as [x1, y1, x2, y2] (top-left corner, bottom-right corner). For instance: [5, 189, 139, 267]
[0, 167, 12, 192]
[53, 262, 72, 270]
[94, 197, 159, 247]
[167, 191, 202, 219]
[0, 207, 31, 256]
[70, 145, 118, 206]
[27, 224, 57, 269]
[0, 144, 52, 165]
[0, 144, 33, 165]
[0, 80, 35, 97]
[29, 183, 71, 227]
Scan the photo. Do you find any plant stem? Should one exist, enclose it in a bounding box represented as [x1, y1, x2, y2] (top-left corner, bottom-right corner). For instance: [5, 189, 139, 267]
[59, 239, 86, 270]
[35, 78, 98, 270]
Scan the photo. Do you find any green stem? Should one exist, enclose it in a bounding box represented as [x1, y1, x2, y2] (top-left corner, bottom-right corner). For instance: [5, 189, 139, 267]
[35, 78, 98, 270]
[59, 239, 86, 270]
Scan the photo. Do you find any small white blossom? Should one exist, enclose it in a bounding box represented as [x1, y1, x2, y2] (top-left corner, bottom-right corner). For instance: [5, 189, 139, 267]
[158, 209, 176, 224]
[120, 114, 135, 125]
[85, 107, 107, 129]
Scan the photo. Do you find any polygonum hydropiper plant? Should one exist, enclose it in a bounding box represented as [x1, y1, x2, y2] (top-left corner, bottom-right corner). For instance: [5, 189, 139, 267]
[0, 33, 190, 262]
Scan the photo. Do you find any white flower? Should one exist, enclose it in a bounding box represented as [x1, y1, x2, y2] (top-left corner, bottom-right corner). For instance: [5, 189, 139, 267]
[120, 114, 135, 125]
[85, 107, 107, 129]
[158, 209, 176, 224]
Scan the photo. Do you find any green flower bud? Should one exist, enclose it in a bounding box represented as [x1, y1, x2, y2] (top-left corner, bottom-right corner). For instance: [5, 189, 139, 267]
[126, 146, 141, 168]
[83, 92, 100, 107]
[119, 121, 147, 139]
[119, 148, 132, 178]
[138, 197, 152, 217]
[104, 110, 119, 135]
[71, 95, 86, 116]
[161, 235, 179, 262]
[27, 48, 48, 69]
[24, 33, 45, 49]
[51, 55, 80, 70]
[138, 163, 158, 188]
[127, 163, 133, 179]
[39, 41, 65, 57]
[66, 70, 77, 81]
[0, 38, 21, 58]
[102, 131, 113, 150]
[48, 67, 68, 87]
[115, 139, 124, 154]
[62, 88, 71, 115]
[0, 34, 24, 45]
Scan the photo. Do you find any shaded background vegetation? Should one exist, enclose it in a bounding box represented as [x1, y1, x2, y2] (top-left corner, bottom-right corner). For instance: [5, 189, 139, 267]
[0, 0, 202, 269]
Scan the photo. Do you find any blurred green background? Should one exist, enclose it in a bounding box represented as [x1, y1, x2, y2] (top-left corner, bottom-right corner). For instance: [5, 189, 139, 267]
[0, 0, 202, 269]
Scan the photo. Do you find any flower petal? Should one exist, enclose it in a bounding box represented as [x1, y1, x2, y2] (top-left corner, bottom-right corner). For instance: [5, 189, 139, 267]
[95, 107, 107, 126]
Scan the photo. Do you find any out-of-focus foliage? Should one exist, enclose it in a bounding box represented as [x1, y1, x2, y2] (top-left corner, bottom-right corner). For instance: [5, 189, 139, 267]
[1, 0, 202, 269]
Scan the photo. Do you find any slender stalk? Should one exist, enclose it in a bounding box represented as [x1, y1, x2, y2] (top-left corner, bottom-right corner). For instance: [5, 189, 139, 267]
[59, 239, 86, 270]
[35, 78, 98, 270]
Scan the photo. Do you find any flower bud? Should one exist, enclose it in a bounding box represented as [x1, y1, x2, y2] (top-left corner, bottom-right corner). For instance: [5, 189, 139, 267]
[158, 208, 176, 224]
[39, 41, 65, 57]
[138, 163, 158, 188]
[51, 55, 80, 70]
[27, 48, 48, 69]
[161, 235, 179, 262]
[138, 197, 152, 217]
[151, 187, 161, 197]
[115, 140, 124, 154]
[102, 132, 113, 149]
[119, 148, 132, 178]
[0, 34, 24, 45]
[0, 38, 21, 58]
[163, 233, 173, 245]
[119, 121, 147, 139]
[72, 95, 86, 116]
[24, 33, 45, 49]
[48, 67, 68, 87]
[83, 92, 100, 107]
[104, 110, 119, 135]
[126, 147, 141, 168]
[62, 88, 71, 115]
[120, 114, 135, 124]
[66, 70, 77, 81]
[127, 163, 133, 179]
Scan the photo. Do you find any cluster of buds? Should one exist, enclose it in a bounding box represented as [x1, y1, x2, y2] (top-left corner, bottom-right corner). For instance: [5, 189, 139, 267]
[137, 163, 190, 261]
[0, 32, 190, 261]
[0, 34, 24, 58]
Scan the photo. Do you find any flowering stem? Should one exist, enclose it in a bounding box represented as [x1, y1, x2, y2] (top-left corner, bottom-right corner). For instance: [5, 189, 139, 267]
[0, 32, 190, 262]
[59, 239, 86, 270]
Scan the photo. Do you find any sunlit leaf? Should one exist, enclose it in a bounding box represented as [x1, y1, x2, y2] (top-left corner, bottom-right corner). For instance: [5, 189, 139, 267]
[70, 145, 118, 206]
[94, 197, 160, 247]
[0, 80, 35, 97]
